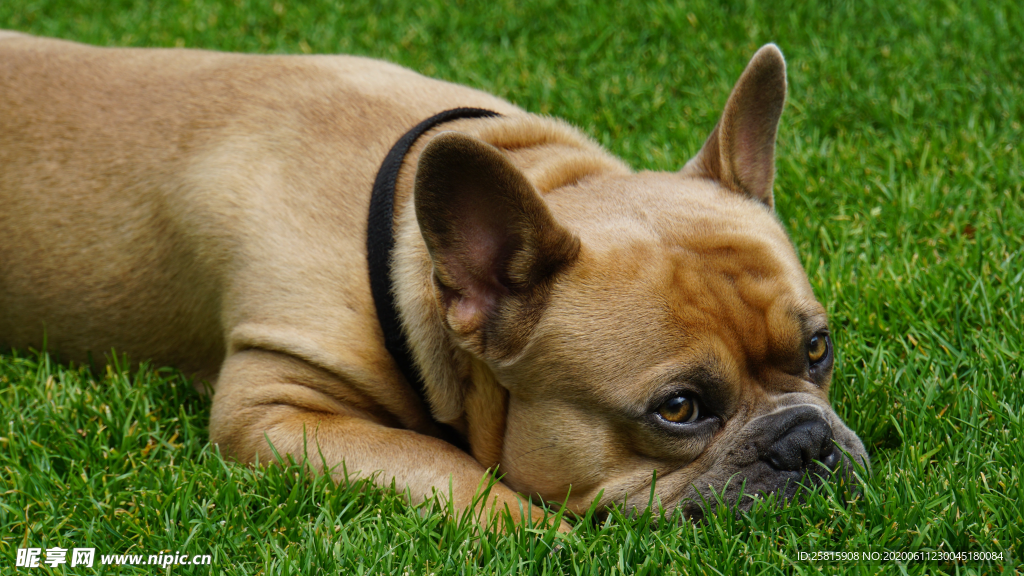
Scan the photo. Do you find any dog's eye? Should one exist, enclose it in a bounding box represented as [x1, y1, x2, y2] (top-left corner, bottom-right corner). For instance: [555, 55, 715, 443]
[657, 395, 700, 424]
[808, 333, 830, 365]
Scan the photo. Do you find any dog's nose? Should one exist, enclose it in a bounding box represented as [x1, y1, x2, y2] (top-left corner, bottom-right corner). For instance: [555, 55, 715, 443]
[764, 419, 840, 472]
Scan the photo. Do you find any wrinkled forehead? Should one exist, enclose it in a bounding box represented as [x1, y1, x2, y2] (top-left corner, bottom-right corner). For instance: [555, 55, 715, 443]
[662, 232, 825, 371]
[534, 174, 826, 388]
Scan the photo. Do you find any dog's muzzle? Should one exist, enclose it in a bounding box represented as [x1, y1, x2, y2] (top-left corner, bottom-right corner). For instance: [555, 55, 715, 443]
[678, 404, 863, 523]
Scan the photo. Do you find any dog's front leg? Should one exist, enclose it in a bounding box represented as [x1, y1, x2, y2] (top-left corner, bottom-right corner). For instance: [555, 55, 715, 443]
[208, 348, 561, 530]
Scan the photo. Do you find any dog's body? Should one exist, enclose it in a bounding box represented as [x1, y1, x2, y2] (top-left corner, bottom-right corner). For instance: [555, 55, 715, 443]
[0, 31, 867, 525]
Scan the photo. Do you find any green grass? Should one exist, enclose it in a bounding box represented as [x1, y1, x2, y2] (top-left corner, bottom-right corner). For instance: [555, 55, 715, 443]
[2, 0, 1022, 574]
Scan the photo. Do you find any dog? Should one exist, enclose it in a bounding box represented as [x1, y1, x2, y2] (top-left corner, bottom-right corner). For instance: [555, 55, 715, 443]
[0, 31, 868, 527]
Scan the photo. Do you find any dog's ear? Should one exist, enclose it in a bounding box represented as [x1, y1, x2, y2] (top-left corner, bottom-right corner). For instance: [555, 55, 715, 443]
[415, 131, 580, 357]
[681, 44, 787, 208]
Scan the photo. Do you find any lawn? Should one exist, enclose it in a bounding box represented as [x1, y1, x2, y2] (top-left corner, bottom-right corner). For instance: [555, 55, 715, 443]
[1, 0, 1021, 574]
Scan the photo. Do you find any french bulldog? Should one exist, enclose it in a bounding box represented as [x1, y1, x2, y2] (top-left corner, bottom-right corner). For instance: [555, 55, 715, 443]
[0, 31, 868, 527]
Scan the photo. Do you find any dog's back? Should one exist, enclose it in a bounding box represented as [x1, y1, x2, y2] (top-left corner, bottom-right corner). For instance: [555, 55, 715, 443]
[0, 32, 518, 379]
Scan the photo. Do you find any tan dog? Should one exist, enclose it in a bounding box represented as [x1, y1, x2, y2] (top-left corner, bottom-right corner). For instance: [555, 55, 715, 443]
[0, 31, 868, 526]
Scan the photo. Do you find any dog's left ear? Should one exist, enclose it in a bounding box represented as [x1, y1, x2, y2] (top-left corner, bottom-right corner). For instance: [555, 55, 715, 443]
[415, 131, 580, 357]
[681, 44, 787, 209]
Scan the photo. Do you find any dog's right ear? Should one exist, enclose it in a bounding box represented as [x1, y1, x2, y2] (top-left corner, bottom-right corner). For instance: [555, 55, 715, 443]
[414, 132, 580, 358]
[681, 44, 787, 209]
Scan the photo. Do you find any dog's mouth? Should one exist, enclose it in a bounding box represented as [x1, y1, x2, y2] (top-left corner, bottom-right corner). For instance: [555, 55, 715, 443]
[673, 449, 867, 523]
[571, 448, 866, 526]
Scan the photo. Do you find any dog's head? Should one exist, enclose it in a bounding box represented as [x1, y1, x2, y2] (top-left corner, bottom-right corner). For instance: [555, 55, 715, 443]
[410, 45, 868, 518]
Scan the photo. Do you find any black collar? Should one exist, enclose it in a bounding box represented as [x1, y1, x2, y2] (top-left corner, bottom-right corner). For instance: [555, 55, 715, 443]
[367, 107, 500, 438]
